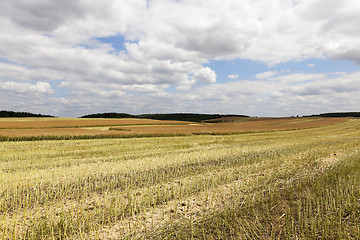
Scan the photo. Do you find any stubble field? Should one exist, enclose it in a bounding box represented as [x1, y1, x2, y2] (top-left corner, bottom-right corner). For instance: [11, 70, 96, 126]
[0, 117, 345, 139]
[0, 117, 359, 239]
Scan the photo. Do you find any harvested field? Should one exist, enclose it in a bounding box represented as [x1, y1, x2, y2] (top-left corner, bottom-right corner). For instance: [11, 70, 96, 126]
[0, 117, 346, 140]
[116, 117, 345, 135]
[0, 117, 360, 239]
[0, 118, 190, 129]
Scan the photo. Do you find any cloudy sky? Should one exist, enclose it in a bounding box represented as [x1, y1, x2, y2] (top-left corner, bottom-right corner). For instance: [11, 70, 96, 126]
[1, 0, 360, 117]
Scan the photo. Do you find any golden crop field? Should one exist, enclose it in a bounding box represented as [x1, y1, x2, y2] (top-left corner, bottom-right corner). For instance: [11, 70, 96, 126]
[0, 117, 345, 140]
[0, 117, 360, 239]
[0, 118, 190, 129]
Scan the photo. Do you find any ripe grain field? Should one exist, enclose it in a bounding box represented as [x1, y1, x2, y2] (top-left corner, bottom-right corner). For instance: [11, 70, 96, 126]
[0, 118, 360, 239]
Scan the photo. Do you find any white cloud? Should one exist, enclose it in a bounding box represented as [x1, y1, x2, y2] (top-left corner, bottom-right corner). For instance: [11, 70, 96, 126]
[0, 0, 360, 116]
[191, 67, 217, 83]
[0, 81, 53, 94]
[307, 64, 315, 67]
[256, 71, 278, 79]
[1, 71, 359, 117]
[0, 62, 62, 82]
[228, 74, 239, 79]
[271, 73, 326, 83]
[174, 71, 360, 117]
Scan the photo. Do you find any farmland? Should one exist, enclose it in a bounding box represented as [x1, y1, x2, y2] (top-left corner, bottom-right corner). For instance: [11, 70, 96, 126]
[0, 117, 345, 140]
[0, 117, 360, 239]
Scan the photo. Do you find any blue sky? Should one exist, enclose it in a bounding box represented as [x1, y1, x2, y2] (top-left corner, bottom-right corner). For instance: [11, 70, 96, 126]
[0, 0, 360, 117]
[208, 58, 360, 83]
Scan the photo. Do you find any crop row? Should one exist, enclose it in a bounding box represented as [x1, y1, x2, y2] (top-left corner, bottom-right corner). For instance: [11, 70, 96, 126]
[0, 119, 359, 239]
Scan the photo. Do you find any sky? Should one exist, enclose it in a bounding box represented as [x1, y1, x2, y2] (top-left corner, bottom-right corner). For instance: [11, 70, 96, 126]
[1, 0, 360, 117]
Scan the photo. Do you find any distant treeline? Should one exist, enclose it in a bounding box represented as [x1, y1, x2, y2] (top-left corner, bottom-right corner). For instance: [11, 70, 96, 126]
[80, 113, 135, 118]
[137, 113, 248, 122]
[80, 112, 248, 122]
[306, 112, 360, 118]
[0, 110, 55, 118]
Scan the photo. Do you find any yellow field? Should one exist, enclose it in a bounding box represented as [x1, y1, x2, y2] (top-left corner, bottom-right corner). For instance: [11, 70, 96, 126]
[0, 117, 359, 239]
[0, 118, 190, 129]
[0, 117, 346, 139]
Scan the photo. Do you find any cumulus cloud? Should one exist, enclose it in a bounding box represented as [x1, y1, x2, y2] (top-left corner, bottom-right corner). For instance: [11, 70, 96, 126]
[2, 71, 359, 117]
[191, 67, 217, 83]
[0, 81, 53, 94]
[0, 0, 360, 116]
[0, 0, 86, 31]
[176, 71, 360, 116]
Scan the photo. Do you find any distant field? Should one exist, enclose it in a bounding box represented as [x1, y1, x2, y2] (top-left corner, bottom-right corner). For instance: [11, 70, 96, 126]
[0, 117, 360, 239]
[0, 118, 190, 128]
[0, 117, 346, 140]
